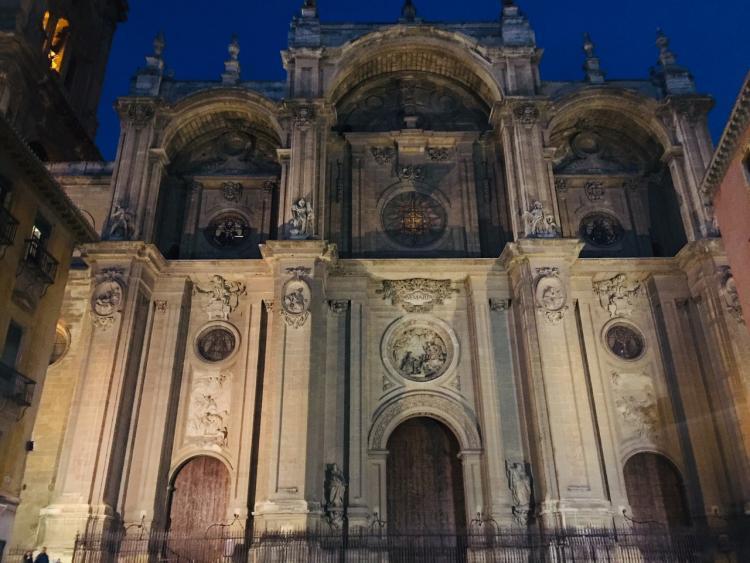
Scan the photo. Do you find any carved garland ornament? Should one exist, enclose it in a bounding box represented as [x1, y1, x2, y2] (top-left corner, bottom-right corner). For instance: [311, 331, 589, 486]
[377, 279, 459, 313]
[281, 267, 312, 329]
[91, 268, 127, 330]
[369, 394, 481, 450]
[534, 267, 568, 325]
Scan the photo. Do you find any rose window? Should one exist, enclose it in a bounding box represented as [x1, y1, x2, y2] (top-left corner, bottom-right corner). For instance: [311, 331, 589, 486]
[382, 192, 446, 248]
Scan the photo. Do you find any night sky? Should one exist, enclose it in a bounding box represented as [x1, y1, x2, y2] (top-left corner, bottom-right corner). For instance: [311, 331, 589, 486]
[94, 0, 749, 160]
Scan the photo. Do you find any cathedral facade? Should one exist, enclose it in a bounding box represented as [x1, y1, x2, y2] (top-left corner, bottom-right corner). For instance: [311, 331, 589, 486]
[11, 1, 750, 559]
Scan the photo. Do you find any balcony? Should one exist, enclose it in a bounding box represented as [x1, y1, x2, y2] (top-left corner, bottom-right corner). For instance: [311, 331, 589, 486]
[0, 362, 35, 407]
[22, 238, 58, 285]
[0, 206, 19, 249]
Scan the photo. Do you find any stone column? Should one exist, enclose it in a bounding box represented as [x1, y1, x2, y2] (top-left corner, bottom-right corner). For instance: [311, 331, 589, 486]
[107, 100, 160, 241]
[38, 244, 160, 556]
[120, 277, 190, 530]
[503, 239, 611, 527]
[178, 180, 203, 257]
[494, 99, 559, 241]
[252, 240, 334, 531]
[465, 280, 515, 523]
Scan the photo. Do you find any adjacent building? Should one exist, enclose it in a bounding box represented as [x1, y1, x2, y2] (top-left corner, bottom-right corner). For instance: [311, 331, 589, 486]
[7, 1, 750, 560]
[0, 0, 125, 557]
[703, 72, 750, 327]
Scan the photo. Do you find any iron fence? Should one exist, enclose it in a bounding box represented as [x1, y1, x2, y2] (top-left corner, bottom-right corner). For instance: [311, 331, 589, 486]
[55, 526, 747, 563]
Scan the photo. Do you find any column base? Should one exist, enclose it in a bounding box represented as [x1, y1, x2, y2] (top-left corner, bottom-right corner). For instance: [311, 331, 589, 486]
[37, 503, 117, 562]
[253, 500, 325, 533]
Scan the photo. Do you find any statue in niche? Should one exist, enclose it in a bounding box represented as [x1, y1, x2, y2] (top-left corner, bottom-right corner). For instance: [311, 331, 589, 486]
[108, 202, 134, 240]
[523, 201, 558, 238]
[506, 460, 532, 525]
[325, 463, 347, 529]
[289, 197, 314, 239]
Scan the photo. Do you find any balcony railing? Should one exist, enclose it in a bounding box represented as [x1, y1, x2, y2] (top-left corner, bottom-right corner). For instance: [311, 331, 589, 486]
[0, 206, 19, 248]
[23, 238, 58, 286]
[0, 362, 35, 407]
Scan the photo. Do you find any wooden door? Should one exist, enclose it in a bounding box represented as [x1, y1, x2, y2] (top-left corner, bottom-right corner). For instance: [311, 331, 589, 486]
[386, 417, 466, 534]
[624, 453, 690, 529]
[169, 456, 231, 534]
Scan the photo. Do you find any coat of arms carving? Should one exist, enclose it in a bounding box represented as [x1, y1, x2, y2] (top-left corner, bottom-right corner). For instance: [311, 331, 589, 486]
[377, 278, 458, 313]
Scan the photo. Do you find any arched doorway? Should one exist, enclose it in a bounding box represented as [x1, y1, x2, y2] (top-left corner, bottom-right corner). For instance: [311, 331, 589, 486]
[168, 455, 231, 533]
[624, 453, 691, 529]
[386, 417, 467, 534]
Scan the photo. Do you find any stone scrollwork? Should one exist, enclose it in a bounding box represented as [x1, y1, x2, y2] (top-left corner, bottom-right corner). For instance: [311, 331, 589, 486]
[592, 274, 644, 318]
[377, 278, 458, 313]
[489, 298, 512, 312]
[186, 371, 231, 448]
[523, 201, 559, 239]
[506, 460, 533, 526]
[371, 146, 395, 165]
[426, 147, 450, 162]
[534, 267, 568, 325]
[293, 105, 315, 128]
[193, 275, 247, 321]
[610, 370, 658, 440]
[281, 267, 312, 329]
[222, 181, 243, 202]
[123, 102, 155, 128]
[328, 300, 350, 316]
[398, 165, 424, 183]
[584, 180, 605, 201]
[91, 268, 127, 330]
[718, 266, 745, 324]
[513, 104, 540, 125]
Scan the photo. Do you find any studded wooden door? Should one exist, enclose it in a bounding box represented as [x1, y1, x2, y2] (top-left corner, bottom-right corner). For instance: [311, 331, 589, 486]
[386, 417, 467, 533]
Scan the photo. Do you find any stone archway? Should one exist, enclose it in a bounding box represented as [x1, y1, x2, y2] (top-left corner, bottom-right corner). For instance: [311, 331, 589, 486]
[623, 452, 691, 529]
[386, 417, 467, 534]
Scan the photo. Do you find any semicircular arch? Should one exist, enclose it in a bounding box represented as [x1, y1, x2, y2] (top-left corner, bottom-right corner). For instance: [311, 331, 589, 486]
[327, 28, 503, 109]
[158, 89, 284, 160]
[368, 391, 482, 451]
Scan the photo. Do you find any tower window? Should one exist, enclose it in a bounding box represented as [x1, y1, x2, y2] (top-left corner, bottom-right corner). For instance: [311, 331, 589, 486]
[42, 12, 71, 74]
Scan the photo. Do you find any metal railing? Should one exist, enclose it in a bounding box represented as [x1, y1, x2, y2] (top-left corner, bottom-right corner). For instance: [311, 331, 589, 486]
[0, 362, 35, 406]
[57, 526, 747, 563]
[22, 238, 58, 285]
[0, 206, 19, 248]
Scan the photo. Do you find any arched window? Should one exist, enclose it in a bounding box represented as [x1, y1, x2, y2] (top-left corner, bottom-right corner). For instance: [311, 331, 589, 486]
[41, 11, 71, 74]
[624, 453, 691, 530]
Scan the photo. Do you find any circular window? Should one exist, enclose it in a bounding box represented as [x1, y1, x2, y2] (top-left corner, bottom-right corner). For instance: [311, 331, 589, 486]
[382, 192, 446, 248]
[49, 324, 70, 365]
[204, 214, 250, 248]
[580, 213, 624, 247]
[382, 316, 459, 383]
[196, 327, 237, 363]
[606, 324, 645, 361]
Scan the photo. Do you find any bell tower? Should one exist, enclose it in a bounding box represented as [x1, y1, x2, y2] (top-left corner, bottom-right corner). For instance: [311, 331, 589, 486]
[0, 0, 128, 160]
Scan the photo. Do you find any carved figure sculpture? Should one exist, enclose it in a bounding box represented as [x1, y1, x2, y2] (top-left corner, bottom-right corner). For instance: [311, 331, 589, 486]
[289, 198, 314, 239]
[593, 274, 643, 318]
[506, 460, 532, 525]
[325, 463, 347, 529]
[523, 201, 558, 238]
[108, 202, 134, 240]
[194, 275, 246, 320]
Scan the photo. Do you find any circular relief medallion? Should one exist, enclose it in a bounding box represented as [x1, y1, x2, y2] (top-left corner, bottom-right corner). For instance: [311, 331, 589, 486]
[534, 276, 566, 312]
[382, 192, 447, 248]
[92, 280, 123, 317]
[580, 213, 624, 247]
[196, 326, 237, 363]
[605, 324, 645, 361]
[205, 214, 250, 248]
[383, 317, 458, 383]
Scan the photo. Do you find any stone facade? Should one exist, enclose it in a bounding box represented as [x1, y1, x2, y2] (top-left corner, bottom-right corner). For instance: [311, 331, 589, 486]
[9, 2, 750, 560]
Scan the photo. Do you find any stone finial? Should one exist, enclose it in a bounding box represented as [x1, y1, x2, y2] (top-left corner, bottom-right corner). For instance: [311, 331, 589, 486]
[582, 32, 605, 84]
[650, 28, 695, 95]
[400, 0, 418, 23]
[501, 0, 535, 47]
[301, 0, 317, 17]
[221, 34, 241, 85]
[134, 32, 165, 95]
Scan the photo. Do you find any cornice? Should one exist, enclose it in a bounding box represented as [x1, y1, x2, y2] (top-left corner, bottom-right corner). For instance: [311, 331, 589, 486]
[702, 72, 750, 200]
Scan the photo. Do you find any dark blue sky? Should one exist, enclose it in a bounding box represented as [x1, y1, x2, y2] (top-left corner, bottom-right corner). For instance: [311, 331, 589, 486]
[95, 0, 749, 159]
